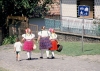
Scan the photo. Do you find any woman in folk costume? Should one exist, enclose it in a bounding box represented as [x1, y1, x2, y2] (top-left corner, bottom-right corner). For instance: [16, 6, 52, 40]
[37, 26, 52, 59]
[49, 28, 58, 59]
[22, 28, 35, 60]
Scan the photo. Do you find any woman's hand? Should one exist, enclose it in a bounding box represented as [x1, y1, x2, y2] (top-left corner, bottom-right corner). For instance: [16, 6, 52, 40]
[21, 38, 25, 43]
[37, 41, 38, 43]
[37, 36, 40, 43]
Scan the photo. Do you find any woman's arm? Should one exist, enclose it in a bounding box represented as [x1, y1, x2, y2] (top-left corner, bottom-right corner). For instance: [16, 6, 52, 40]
[37, 36, 40, 43]
[21, 38, 25, 43]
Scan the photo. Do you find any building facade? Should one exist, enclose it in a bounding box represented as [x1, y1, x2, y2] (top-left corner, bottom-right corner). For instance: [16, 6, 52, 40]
[61, 0, 100, 19]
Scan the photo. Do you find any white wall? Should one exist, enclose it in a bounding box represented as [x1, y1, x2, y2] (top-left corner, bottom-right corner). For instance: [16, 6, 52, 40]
[61, 0, 77, 17]
[94, 0, 100, 18]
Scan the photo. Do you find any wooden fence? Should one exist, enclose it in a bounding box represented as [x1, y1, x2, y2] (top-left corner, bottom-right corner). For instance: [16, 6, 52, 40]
[9, 23, 38, 39]
[29, 24, 38, 38]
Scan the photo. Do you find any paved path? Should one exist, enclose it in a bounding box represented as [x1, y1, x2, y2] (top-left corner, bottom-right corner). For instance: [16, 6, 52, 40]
[0, 44, 100, 71]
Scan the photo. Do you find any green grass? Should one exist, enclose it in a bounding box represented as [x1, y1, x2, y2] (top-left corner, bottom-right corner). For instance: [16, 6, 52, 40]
[57, 41, 100, 56]
[0, 67, 9, 71]
[34, 41, 100, 56]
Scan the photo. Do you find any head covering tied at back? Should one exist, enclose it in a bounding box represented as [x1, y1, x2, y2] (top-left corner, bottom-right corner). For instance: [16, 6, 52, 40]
[49, 28, 55, 33]
[25, 28, 31, 34]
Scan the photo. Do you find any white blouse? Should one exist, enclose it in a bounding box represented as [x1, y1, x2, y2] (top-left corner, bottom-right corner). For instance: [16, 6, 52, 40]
[49, 33, 57, 40]
[38, 30, 50, 37]
[22, 34, 35, 40]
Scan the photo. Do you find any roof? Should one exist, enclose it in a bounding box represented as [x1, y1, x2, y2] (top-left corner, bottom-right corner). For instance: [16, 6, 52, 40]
[48, 0, 60, 15]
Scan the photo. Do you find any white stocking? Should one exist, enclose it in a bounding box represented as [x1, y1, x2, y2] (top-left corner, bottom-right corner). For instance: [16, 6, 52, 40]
[27, 51, 31, 58]
[51, 51, 54, 57]
[46, 50, 49, 57]
[40, 49, 44, 57]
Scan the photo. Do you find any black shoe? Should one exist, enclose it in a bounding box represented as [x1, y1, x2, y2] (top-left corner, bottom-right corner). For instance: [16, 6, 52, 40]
[18, 60, 22, 61]
[40, 57, 43, 59]
[27, 58, 31, 60]
[27, 58, 29, 60]
[47, 57, 49, 59]
[29, 58, 31, 60]
[51, 57, 55, 59]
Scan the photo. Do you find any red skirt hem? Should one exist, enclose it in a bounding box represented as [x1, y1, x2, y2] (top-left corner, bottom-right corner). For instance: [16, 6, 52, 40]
[49, 40, 58, 50]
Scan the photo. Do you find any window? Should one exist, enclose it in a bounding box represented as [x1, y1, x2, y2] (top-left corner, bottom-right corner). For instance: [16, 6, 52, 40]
[77, 0, 94, 19]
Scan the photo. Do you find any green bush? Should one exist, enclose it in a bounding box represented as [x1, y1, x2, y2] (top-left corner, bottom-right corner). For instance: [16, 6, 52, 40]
[93, 19, 100, 36]
[2, 35, 17, 45]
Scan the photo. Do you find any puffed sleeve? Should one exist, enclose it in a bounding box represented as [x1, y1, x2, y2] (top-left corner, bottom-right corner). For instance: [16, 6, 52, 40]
[47, 31, 51, 36]
[55, 34, 57, 39]
[38, 31, 42, 36]
[22, 34, 25, 38]
[31, 34, 35, 38]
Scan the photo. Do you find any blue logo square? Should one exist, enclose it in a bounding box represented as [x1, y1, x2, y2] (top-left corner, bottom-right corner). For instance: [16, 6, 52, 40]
[78, 5, 90, 16]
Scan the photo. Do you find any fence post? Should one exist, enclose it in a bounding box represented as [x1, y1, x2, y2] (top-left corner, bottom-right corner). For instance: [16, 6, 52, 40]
[82, 16, 84, 52]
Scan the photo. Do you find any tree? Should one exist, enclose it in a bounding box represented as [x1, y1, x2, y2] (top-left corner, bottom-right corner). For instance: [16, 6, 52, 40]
[1, 0, 53, 38]
[0, 0, 2, 27]
[2, 0, 53, 18]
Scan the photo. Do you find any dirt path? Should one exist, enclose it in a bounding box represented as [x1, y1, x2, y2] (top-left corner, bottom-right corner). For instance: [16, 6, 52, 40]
[0, 44, 100, 71]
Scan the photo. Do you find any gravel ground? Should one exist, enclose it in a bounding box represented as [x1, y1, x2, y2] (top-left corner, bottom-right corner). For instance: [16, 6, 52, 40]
[0, 44, 100, 71]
